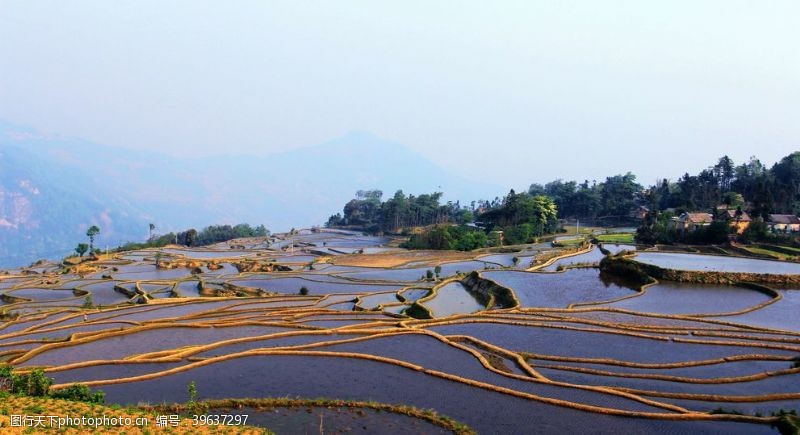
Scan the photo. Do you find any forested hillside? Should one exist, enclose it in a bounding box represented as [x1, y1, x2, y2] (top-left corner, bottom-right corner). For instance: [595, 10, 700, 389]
[326, 151, 800, 249]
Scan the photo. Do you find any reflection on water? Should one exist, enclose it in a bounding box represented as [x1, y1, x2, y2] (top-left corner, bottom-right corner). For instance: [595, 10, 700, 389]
[422, 282, 485, 317]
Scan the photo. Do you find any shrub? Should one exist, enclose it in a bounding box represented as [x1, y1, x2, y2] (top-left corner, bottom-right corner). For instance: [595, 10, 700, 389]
[10, 368, 52, 397]
[50, 384, 105, 404]
[0, 365, 12, 390]
[0, 309, 19, 321]
[771, 409, 799, 435]
[82, 294, 94, 309]
[187, 381, 208, 416]
[299, 286, 309, 296]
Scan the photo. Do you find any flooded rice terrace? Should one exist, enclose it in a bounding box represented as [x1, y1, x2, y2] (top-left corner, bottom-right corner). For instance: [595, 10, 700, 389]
[1, 228, 799, 434]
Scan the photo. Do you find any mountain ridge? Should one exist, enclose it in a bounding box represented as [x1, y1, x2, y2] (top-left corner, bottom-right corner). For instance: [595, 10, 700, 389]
[0, 120, 500, 267]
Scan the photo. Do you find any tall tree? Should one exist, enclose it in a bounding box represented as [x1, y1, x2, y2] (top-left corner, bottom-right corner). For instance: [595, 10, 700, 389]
[185, 229, 198, 247]
[86, 226, 100, 253]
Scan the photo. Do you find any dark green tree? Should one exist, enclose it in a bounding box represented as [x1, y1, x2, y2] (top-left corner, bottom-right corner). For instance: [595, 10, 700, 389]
[86, 225, 100, 253]
[185, 229, 198, 247]
[75, 243, 89, 258]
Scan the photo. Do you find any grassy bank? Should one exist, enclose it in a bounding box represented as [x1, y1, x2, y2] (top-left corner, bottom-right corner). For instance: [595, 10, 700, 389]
[595, 233, 635, 244]
[0, 394, 262, 434]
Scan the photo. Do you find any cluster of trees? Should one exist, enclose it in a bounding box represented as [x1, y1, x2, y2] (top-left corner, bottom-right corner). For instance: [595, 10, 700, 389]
[328, 188, 560, 251]
[478, 189, 559, 244]
[637, 152, 800, 245]
[643, 153, 800, 217]
[493, 152, 800, 225]
[326, 190, 473, 233]
[636, 215, 732, 245]
[189, 224, 269, 245]
[326, 152, 800, 250]
[74, 225, 101, 258]
[525, 173, 642, 223]
[114, 223, 268, 252]
[402, 225, 488, 251]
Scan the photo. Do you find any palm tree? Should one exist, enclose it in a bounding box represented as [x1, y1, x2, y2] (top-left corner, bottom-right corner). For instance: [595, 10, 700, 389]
[149, 223, 156, 241]
[86, 225, 100, 253]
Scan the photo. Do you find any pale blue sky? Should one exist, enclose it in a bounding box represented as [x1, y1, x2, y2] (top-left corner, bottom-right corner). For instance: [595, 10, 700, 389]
[1, 1, 798, 187]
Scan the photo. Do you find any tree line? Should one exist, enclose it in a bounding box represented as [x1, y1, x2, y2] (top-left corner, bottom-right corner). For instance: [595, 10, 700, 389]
[327, 189, 559, 250]
[326, 151, 800, 250]
[146, 223, 268, 248]
[637, 152, 800, 244]
[525, 173, 642, 223]
[644, 153, 800, 217]
[540, 152, 800, 222]
[326, 190, 473, 233]
[103, 223, 269, 255]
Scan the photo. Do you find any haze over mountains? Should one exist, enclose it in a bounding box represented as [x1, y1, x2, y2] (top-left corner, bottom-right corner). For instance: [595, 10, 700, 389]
[0, 119, 499, 268]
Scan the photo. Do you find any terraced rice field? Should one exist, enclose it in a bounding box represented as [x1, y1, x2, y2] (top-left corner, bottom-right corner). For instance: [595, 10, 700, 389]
[1, 229, 799, 433]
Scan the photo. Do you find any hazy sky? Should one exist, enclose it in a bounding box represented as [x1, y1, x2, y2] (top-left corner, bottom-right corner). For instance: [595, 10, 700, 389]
[1, 1, 798, 188]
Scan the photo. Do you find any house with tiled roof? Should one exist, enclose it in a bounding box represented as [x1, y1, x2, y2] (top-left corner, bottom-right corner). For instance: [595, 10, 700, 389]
[676, 212, 714, 232]
[768, 214, 800, 233]
[726, 210, 751, 234]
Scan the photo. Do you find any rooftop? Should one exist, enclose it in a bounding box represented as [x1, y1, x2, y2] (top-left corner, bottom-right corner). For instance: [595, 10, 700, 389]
[768, 214, 800, 225]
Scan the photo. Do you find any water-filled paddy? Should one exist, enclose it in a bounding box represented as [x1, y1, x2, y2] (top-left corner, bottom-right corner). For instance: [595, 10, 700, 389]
[5, 288, 79, 301]
[230, 277, 402, 295]
[336, 267, 432, 282]
[602, 244, 637, 255]
[421, 282, 485, 317]
[428, 322, 797, 363]
[320, 334, 668, 413]
[357, 292, 401, 310]
[272, 255, 319, 264]
[542, 246, 606, 271]
[399, 288, 429, 302]
[22, 325, 296, 366]
[528, 357, 793, 380]
[483, 269, 639, 308]
[3, 230, 797, 434]
[113, 268, 193, 281]
[478, 252, 539, 268]
[161, 249, 257, 259]
[50, 362, 187, 384]
[715, 290, 800, 331]
[78, 281, 134, 305]
[634, 252, 800, 274]
[96, 355, 765, 434]
[537, 366, 800, 397]
[603, 282, 772, 315]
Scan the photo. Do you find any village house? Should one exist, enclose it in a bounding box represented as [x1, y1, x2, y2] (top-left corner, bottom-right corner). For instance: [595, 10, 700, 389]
[767, 214, 800, 233]
[674, 212, 714, 232]
[631, 205, 649, 220]
[726, 210, 751, 234]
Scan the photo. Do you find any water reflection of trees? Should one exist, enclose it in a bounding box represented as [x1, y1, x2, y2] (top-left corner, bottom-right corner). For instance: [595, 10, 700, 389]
[599, 270, 639, 290]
